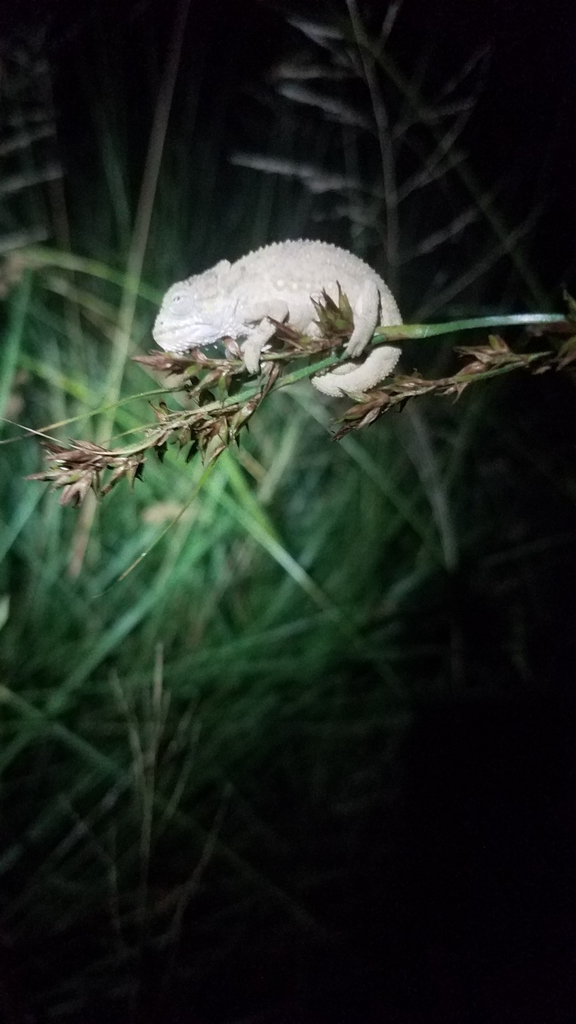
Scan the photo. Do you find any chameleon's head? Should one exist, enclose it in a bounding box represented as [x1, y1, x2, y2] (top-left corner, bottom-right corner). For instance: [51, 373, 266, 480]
[153, 261, 238, 353]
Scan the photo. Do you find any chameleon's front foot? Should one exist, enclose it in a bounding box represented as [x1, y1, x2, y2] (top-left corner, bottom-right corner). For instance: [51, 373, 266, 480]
[240, 318, 280, 375]
[241, 339, 263, 375]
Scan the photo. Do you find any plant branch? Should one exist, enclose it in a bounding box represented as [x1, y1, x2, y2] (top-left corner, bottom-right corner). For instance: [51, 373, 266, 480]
[25, 292, 572, 506]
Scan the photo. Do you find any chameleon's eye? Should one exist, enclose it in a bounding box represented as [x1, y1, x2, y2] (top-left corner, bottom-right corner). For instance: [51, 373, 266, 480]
[167, 291, 194, 317]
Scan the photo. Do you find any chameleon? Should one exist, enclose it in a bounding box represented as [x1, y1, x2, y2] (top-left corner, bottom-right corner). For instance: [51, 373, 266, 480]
[152, 239, 402, 397]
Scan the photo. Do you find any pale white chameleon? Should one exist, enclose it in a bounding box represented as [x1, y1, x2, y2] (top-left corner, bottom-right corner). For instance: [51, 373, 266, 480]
[152, 239, 402, 397]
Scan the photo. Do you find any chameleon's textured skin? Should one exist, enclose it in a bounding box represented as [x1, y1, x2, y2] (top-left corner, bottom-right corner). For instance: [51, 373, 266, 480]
[310, 345, 401, 397]
[153, 240, 402, 394]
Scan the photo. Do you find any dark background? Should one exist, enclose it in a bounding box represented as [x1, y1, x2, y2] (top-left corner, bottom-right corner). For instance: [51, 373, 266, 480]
[4, 0, 575, 287]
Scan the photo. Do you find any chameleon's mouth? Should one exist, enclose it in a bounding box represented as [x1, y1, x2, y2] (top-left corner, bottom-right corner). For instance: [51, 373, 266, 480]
[152, 314, 225, 353]
[152, 296, 241, 353]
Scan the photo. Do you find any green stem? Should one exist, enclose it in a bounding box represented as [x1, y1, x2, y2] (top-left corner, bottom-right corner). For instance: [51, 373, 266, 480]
[373, 313, 566, 342]
[28, 311, 568, 447]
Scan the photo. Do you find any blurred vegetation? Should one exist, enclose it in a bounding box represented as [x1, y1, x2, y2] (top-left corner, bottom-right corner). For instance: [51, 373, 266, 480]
[0, 3, 574, 1021]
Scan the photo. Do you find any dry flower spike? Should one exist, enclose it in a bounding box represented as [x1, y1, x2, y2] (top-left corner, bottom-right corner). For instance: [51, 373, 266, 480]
[25, 288, 571, 506]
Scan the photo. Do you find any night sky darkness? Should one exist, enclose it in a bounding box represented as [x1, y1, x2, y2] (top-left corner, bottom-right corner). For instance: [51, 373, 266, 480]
[8, 0, 573, 287]
[2, 1, 576, 1022]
